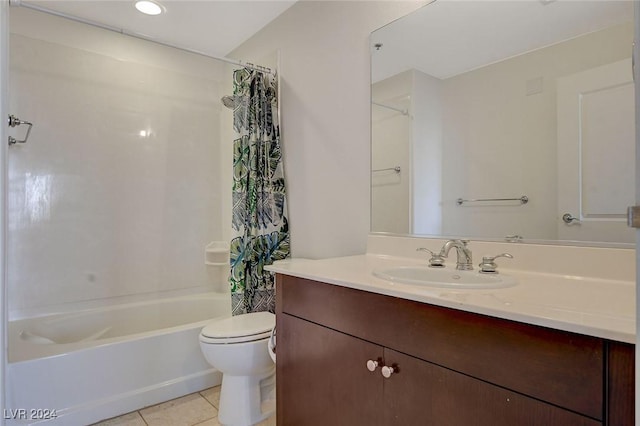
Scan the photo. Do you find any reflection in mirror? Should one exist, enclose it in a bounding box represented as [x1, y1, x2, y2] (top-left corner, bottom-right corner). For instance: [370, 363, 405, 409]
[371, 0, 635, 246]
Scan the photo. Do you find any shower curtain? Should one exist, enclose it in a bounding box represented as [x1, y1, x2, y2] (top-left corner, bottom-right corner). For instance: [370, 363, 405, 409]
[229, 68, 290, 315]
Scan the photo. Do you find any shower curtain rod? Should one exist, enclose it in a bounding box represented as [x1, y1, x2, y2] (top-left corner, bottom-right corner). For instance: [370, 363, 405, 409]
[13, 1, 274, 75]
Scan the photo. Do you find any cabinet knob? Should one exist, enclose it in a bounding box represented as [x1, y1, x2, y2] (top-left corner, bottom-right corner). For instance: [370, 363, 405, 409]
[381, 365, 395, 378]
[366, 360, 379, 372]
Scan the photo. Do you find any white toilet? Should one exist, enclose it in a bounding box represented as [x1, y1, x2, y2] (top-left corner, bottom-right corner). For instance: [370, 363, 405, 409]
[199, 311, 276, 426]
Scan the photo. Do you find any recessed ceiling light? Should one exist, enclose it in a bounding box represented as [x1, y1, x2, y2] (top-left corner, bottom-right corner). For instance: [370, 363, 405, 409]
[135, 0, 164, 16]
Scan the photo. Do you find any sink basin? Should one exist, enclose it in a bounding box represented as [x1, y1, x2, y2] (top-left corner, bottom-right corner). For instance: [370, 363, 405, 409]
[373, 266, 517, 289]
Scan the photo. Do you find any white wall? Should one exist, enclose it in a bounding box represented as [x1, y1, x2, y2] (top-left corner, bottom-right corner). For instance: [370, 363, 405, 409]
[411, 69, 442, 235]
[371, 71, 411, 234]
[229, 1, 425, 259]
[8, 8, 226, 316]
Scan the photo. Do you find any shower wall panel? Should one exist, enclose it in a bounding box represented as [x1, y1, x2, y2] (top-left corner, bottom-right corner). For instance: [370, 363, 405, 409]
[8, 9, 225, 317]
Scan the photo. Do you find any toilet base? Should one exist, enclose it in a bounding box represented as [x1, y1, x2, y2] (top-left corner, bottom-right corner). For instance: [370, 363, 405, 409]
[218, 366, 276, 426]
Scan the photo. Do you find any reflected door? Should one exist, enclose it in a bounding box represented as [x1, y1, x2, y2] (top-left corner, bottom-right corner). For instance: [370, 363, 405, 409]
[557, 58, 635, 243]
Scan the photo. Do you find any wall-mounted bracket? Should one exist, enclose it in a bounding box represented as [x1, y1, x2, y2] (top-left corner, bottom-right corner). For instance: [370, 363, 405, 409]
[8, 114, 33, 146]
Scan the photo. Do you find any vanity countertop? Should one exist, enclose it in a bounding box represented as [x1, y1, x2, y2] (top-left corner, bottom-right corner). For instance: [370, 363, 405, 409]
[267, 252, 635, 344]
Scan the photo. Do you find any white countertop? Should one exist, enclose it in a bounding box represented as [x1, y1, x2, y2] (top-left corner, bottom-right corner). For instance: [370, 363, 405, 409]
[267, 253, 636, 344]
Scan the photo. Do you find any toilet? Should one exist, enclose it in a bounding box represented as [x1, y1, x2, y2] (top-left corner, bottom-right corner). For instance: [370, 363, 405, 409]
[199, 311, 276, 426]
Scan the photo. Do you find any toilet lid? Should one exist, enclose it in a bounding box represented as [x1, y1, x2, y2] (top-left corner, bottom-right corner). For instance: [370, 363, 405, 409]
[201, 312, 275, 342]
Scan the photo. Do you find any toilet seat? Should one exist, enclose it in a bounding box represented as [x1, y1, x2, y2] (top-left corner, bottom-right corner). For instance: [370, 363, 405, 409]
[200, 311, 275, 344]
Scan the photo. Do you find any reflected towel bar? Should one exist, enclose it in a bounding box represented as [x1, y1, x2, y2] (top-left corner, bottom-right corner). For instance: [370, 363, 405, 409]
[372, 102, 409, 116]
[373, 166, 401, 173]
[456, 196, 528, 206]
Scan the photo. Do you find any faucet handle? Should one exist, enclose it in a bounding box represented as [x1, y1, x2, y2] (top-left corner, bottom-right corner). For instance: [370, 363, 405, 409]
[416, 247, 446, 268]
[478, 253, 513, 274]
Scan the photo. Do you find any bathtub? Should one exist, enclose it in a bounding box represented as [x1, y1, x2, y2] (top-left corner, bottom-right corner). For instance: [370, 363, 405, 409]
[5, 292, 232, 425]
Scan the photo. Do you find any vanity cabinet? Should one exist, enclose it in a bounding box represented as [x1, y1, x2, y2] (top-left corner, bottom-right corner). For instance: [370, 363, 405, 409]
[275, 275, 634, 426]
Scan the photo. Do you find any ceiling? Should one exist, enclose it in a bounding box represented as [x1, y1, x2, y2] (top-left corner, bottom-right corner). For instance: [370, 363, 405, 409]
[22, 0, 297, 57]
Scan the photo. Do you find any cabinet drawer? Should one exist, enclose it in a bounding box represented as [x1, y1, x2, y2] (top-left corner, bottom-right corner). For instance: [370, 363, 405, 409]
[278, 275, 604, 420]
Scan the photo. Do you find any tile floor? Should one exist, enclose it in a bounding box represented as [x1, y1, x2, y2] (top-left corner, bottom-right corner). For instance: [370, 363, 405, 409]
[92, 386, 276, 426]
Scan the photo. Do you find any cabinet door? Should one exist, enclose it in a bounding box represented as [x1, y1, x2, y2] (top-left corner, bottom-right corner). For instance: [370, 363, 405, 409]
[382, 348, 600, 426]
[277, 314, 384, 426]
[607, 342, 634, 425]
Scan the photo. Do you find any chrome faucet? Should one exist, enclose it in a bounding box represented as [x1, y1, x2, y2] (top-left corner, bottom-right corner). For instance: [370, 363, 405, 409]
[440, 240, 473, 271]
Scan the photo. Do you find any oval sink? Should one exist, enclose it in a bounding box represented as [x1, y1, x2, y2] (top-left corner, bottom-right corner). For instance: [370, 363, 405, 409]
[373, 266, 517, 289]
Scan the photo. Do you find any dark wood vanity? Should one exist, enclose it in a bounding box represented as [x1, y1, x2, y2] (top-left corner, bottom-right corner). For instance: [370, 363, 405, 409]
[275, 274, 634, 425]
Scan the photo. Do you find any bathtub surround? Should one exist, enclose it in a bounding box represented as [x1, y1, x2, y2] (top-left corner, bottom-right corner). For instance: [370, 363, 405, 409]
[8, 8, 226, 317]
[229, 68, 289, 315]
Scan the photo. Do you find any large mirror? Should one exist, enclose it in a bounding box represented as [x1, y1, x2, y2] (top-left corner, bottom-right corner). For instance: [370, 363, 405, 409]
[371, 0, 635, 246]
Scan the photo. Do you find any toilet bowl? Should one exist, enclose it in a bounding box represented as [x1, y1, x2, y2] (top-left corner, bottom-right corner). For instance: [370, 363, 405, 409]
[199, 311, 276, 426]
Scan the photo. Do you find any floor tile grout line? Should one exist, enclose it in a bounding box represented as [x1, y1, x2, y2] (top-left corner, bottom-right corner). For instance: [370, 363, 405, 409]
[195, 392, 219, 421]
[200, 386, 222, 410]
[136, 410, 149, 426]
[200, 394, 216, 409]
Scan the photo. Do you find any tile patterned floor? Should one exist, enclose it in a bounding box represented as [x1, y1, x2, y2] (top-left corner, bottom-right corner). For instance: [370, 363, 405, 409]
[92, 386, 276, 426]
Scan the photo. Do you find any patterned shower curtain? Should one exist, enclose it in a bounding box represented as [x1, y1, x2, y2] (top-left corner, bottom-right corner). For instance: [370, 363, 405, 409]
[229, 68, 290, 315]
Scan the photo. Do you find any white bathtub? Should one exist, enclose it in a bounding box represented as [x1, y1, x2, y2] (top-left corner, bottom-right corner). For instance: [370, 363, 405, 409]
[6, 292, 232, 425]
